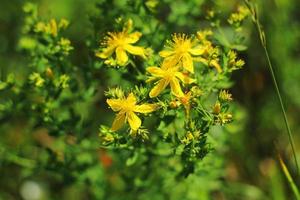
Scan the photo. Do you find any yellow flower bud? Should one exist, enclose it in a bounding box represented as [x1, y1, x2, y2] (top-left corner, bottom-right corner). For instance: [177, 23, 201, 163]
[213, 102, 221, 114]
[46, 67, 54, 79]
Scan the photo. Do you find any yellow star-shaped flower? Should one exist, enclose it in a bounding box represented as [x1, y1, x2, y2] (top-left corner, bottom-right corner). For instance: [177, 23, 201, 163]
[147, 63, 195, 98]
[96, 29, 146, 66]
[159, 33, 204, 73]
[107, 93, 157, 131]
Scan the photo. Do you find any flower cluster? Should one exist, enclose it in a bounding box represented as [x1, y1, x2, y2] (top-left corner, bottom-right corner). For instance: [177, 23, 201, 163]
[97, 19, 243, 141]
[228, 5, 249, 30]
[227, 50, 245, 71]
[0, 1, 252, 198]
[17, 3, 74, 126]
[34, 18, 69, 37]
[95, 14, 246, 177]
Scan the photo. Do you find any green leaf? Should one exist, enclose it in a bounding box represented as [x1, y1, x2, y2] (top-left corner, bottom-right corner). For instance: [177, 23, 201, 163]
[230, 44, 248, 51]
[0, 82, 7, 90]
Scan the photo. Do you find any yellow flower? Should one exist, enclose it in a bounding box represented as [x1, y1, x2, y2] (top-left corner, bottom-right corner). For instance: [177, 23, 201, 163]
[147, 63, 195, 98]
[34, 19, 69, 37]
[159, 33, 204, 73]
[58, 18, 69, 29]
[49, 19, 58, 37]
[228, 6, 249, 26]
[35, 22, 47, 32]
[107, 93, 157, 131]
[34, 19, 58, 37]
[96, 24, 146, 66]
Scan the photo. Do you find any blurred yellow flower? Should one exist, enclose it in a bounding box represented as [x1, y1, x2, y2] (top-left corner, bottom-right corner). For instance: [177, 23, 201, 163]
[96, 23, 147, 66]
[159, 33, 204, 73]
[58, 18, 69, 29]
[228, 5, 249, 25]
[147, 63, 195, 98]
[34, 19, 69, 37]
[107, 93, 157, 131]
[29, 72, 45, 87]
[49, 19, 58, 37]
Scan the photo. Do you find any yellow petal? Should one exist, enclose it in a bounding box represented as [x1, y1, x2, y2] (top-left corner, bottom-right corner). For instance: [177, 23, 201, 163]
[149, 79, 169, 98]
[175, 72, 195, 84]
[170, 78, 184, 97]
[161, 57, 178, 69]
[194, 57, 208, 65]
[146, 66, 164, 77]
[182, 54, 194, 73]
[126, 32, 142, 43]
[96, 46, 116, 59]
[107, 99, 124, 111]
[188, 46, 205, 55]
[127, 112, 141, 130]
[134, 104, 157, 113]
[124, 44, 146, 57]
[146, 76, 159, 83]
[116, 47, 128, 65]
[126, 93, 137, 104]
[159, 50, 174, 57]
[111, 112, 126, 131]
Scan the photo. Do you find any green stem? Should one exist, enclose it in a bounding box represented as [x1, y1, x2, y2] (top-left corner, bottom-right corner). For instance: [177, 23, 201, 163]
[278, 154, 300, 200]
[244, 0, 299, 174]
[262, 44, 299, 174]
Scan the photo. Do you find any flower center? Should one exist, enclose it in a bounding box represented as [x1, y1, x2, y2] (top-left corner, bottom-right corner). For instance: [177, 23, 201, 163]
[163, 68, 177, 81]
[175, 41, 191, 55]
[114, 33, 128, 47]
[121, 102, 135, 112]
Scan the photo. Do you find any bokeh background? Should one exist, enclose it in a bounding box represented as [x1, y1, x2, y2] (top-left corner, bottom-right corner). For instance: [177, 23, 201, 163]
[1, 0, 300, 199]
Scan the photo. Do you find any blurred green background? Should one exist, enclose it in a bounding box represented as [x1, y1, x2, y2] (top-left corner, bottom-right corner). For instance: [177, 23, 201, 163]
[1, 0, 300, 199]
